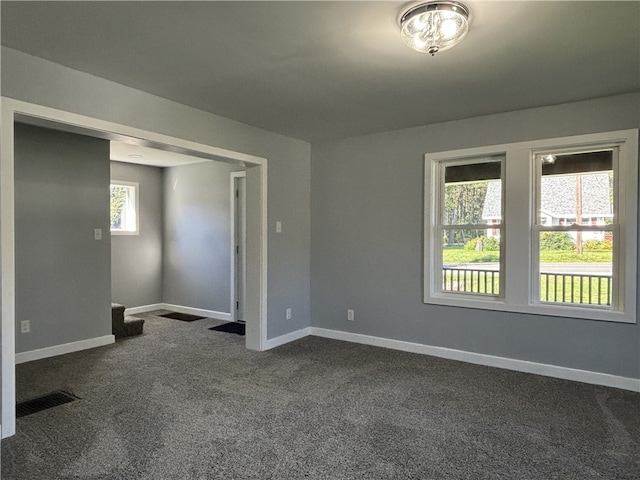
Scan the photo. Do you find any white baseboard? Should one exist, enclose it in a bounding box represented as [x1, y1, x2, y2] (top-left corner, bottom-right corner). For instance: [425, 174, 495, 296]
[264, 327, 311, 350]
[162, 303, 232, 322]
[124, 303, 164, 315]
[15, 335, 115, 364]
[123, 303, 232, 321]
[309, 327, 640, 393]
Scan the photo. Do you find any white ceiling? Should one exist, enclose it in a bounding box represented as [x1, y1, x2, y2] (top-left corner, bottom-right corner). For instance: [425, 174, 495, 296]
[110, 141, 211, 168]
[2, 1, 638, 143]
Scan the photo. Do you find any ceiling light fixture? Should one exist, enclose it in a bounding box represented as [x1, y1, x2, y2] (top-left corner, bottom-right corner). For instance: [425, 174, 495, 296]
[400, 1, 470, 56]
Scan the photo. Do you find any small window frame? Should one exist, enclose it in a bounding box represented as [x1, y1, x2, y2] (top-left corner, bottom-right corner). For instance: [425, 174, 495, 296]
[110, 180, 139, 235]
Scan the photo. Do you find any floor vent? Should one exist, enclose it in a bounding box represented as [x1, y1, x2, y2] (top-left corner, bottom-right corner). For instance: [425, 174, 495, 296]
[16, 390, 80, 418]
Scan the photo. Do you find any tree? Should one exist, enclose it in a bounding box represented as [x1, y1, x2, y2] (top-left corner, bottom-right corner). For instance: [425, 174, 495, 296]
[444, 181, 489, 244]
[110, 185, 127, 229]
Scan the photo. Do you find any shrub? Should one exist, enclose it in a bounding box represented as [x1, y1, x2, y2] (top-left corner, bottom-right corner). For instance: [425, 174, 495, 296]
[464, 236, 500, 251]
[464, 237, 480, 250]
[482, 237, 500, 251]
[583, 239, 613, 251]
[540, 232, 575, 251]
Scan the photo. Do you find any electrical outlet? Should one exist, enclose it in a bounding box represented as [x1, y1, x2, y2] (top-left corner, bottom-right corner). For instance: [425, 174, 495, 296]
[286, 308, 292, 320]
[347, 309, 355, 321]
[20, 320, 30, 333]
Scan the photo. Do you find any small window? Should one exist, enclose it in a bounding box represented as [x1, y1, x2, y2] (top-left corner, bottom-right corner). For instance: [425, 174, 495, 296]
[437, 157, 504, 298]
[534, 150, 614, 307]
[110, 181, 138, 234]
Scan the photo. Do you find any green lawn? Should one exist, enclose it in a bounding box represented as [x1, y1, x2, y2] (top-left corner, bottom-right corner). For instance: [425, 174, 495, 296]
[538, 251, 612, 263]
[539, 274, 611, 305]
[442, 269, 611, 305]
[442, 246, 612, 304]
[442, 247, 499, 263]
[442, 246, 611, 264]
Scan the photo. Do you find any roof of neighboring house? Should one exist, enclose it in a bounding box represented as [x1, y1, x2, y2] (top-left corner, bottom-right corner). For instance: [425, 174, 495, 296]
[482, 173, 612, 219]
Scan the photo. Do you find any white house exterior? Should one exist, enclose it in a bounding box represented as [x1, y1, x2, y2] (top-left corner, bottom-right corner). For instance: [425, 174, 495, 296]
[482, 173, 612, 241]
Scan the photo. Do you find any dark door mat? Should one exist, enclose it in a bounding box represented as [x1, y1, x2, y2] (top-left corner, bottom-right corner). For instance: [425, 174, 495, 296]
[209, 322, 246, 336]
[160, 312, 207, 322]
[17, 390, 80, 418]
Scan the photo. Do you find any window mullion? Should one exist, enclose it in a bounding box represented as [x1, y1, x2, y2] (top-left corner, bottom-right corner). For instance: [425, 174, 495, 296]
[503, 148, 532, 306]
[537, 225, 614, 232]
[440, 223, 502, 230]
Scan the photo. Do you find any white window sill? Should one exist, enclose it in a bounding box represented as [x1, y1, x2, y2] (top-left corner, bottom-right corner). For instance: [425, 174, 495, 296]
[424, 294, 635, 324]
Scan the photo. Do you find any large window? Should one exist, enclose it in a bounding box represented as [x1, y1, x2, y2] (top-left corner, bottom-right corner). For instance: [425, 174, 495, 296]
[110, 181, 138, 234]
[424, 130, 638, 323]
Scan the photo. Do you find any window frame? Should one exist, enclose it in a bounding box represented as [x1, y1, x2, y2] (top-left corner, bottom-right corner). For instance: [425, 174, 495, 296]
[110, 180, 139, 235]
[433, 154, 505, 300]
[531, 147, 617, 310]
[424, 129, 638, 323]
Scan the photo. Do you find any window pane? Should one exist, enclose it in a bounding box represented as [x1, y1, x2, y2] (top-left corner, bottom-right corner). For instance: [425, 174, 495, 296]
[539, 151, 613, 227]
[110, 185, 128, 230]
[110, 183, 137, 232]
[443, 161, 502, 226]
[539, 231, 612, 305]
[442, 228, 500, 295]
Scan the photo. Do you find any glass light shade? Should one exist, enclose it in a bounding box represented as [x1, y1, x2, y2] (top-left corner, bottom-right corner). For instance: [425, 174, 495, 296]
[400, 2, 470, 55]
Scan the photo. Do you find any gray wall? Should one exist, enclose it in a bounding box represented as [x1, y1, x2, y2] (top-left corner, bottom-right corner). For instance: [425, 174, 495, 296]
[162, 161, 236, 313]
[311, 92, 640, 379]
[15, 124, 111, 353]
[2, 47, 312, 339]
[110, 161, 163, 308]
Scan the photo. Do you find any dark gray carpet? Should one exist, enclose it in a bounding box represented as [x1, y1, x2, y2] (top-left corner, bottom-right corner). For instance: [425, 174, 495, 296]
[2, 311, 638, 479]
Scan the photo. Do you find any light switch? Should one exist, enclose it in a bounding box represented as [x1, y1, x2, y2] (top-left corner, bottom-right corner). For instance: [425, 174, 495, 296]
[276, 221, 282, 233]
[94, 228, 103, 240]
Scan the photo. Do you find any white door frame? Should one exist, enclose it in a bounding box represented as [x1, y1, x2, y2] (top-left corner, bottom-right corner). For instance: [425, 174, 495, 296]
[230, 171, 247, 322]
[0, 97, 269, 438]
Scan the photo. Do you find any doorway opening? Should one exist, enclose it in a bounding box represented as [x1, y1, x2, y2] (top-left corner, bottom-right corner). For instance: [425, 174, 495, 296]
[231, 171, 247, 323]
[1, 98, 268, 438]
[111, 141, 242, 324]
